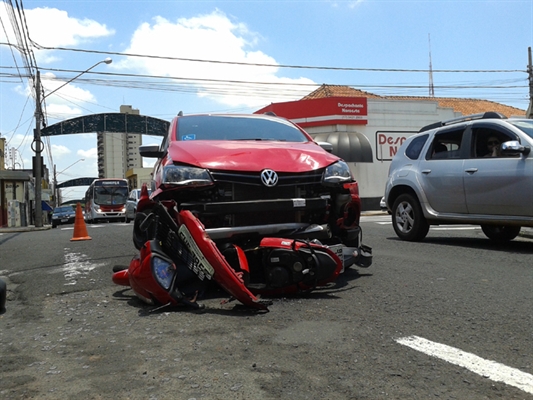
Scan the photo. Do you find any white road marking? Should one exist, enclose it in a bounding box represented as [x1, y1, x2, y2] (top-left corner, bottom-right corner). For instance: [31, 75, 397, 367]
[396, 336, 533, 395]
[361, 216, 481, 231]
[431, 226, 480, 231]
[61, 223, 131, 230]
[49, 249, 106, 285]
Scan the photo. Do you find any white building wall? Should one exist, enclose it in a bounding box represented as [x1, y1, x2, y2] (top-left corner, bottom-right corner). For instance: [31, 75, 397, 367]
[103, 132, 127, 178]
[306, 99, 460, 205]
[98, 105, 144, 179]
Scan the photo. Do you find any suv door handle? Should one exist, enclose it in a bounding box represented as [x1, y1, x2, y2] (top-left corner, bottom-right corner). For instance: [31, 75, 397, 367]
[421, 169, 431, 174]
[465, 168, 478, 174]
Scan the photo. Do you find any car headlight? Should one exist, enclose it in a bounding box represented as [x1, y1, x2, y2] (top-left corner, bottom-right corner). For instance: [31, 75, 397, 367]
[151, 256, 176, 290]
[322, 161, 353, 185]
[162, 165, 213, 187]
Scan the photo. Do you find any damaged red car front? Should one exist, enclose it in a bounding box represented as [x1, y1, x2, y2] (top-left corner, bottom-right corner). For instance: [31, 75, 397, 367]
[120, 113, 371, 310]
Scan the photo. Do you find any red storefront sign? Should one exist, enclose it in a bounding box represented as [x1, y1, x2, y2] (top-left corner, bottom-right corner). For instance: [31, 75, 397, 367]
[255, 97, 367, 128]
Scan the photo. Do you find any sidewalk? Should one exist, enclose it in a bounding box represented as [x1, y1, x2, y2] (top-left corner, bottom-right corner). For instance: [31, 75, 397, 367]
[0, 225, 51, 233]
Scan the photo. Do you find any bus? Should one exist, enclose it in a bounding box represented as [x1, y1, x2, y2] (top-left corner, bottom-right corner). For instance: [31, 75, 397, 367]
[84, 178, 129, 223]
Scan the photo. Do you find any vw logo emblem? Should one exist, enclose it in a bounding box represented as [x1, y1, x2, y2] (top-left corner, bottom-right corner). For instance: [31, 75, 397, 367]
[261, 169, 278, 187]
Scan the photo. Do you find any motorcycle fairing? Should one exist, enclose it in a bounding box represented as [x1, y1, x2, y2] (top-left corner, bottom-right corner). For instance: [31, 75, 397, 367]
[176, 209, 269, 311]
[112, 241, 170, 305]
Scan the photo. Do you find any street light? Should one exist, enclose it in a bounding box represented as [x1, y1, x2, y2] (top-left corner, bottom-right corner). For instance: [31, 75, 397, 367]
[54, 159, 85, 206]
[43, 58, 112, 101]
[33, 58, 112, 227]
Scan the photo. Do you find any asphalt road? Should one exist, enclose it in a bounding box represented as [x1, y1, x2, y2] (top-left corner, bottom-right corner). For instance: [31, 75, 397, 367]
[1, 216, 532, 399]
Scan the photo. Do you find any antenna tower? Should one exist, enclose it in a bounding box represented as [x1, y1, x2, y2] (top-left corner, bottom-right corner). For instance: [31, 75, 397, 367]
[428, 34, 435, 97]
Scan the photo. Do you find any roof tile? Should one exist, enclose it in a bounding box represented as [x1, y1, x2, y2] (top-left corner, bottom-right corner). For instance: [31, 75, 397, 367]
[301, 84, 525, 117]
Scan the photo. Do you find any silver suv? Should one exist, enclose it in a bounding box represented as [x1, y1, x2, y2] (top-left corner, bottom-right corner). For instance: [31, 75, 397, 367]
[384, 112, 533, 242]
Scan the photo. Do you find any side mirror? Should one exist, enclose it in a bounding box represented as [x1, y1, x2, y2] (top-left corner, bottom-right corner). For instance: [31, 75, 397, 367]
[139, 145, 164, 158]
[317, 141, 333, 153]
[501, 140, 531, 156]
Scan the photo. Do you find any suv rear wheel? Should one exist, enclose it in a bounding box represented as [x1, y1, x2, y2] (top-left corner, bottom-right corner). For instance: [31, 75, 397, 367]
[481, 225, 521, 242]
[392, 194, 430, 242]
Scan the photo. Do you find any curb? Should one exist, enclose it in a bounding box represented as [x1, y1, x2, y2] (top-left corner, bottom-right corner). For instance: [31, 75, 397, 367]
[0, 225, 51, 233]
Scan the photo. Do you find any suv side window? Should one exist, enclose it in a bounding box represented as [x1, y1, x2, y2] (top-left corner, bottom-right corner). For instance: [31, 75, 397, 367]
[405, 134, 428, 160]
[471, 126, 517, 158]
[426, 128, 465, 160]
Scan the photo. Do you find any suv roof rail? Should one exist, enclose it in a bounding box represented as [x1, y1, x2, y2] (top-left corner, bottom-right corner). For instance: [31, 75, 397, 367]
[418, 111, 508, 133]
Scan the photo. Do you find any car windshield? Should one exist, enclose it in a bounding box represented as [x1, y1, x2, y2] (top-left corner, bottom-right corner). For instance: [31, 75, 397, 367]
[54, 206, 73, 213]
[508, 120, 533, 139]
[176, 115, 308, 142]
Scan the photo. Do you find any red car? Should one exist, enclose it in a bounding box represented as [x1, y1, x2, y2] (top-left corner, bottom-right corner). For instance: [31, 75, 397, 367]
[120, 113, 371, 310]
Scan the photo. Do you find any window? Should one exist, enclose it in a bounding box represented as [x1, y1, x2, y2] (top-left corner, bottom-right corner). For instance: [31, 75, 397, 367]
[471, 126, 517, 158]
[426, 128, 464, 160]
[405, 134, 428, 160]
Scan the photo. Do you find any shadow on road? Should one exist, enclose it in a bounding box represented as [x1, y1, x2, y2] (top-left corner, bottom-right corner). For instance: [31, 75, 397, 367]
[110, 265, 373, 316]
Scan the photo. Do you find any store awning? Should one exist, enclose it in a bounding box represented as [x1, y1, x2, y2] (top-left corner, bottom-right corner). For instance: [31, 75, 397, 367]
[42, 201, 53, 212]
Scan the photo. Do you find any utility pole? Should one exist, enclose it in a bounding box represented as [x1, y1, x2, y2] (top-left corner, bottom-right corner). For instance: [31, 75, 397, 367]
[428, 34, 435, 97]
[527, 47, 533, 119]
[32, 58, 112, 227]
[54, 164, 58, 208]
[33, 70, 43, 227]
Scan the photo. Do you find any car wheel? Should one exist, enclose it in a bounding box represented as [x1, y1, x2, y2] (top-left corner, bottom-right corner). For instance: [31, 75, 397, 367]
[392, 193, 429, 241]
[481, 225, 521, 242]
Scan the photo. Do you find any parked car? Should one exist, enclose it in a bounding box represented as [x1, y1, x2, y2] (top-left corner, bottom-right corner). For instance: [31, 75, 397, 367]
[125, 188, 152, 223]
[384, 112, 533, 242]
[51, 205, 77, 228]
[379, 196, 391, 214]
[137, 113, 371, 269]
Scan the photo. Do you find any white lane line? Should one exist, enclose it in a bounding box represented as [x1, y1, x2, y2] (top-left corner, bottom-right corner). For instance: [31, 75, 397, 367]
[61, 224, 131, 230]
[48, 249, 106, 285]
[396, 336, 533, 395]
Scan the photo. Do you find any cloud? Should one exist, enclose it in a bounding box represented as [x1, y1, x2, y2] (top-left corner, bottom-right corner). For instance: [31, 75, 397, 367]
[51, 144, 72, 158]
[116, 10, 316, 107]
[348, 0, 366, 9]
[77, 148, 98, 160]
[0, 6, 114, 64]
[16, 72, 98, 123]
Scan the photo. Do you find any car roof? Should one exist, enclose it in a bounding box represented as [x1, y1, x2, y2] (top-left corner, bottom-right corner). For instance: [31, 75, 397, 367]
[418, 111, 508, 133]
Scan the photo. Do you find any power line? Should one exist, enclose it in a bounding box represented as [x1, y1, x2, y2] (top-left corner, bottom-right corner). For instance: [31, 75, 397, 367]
[24, 41, 526, 74]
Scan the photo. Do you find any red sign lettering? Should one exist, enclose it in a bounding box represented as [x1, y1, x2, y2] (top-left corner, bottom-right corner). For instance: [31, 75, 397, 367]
[376, 132, 413, 161]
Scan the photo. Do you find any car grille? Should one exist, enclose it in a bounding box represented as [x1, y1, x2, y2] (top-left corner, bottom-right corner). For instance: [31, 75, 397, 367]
[181, 168, 330, 228]
[210, 170, 323, 187]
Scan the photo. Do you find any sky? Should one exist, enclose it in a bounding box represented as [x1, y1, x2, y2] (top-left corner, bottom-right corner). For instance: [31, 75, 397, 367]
[0, 0, 532, 202]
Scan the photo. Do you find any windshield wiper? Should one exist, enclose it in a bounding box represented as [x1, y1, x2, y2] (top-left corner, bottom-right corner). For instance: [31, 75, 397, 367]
[234, 138, 285, 141]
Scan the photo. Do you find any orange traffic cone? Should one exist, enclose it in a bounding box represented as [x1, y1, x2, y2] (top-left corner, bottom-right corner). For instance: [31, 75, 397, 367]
[70, 202, 91, 241]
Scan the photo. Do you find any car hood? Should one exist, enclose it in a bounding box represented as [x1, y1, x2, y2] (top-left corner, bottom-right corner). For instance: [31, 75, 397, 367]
[167, 140, 340, 172]
[53, 211, 75, 217]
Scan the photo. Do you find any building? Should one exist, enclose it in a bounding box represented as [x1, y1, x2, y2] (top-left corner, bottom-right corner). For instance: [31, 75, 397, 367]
[97, 105, 144, 179]
[256, 85, 526, 209]
[0, 136, 54, 227]
[125, 167, 152, 192]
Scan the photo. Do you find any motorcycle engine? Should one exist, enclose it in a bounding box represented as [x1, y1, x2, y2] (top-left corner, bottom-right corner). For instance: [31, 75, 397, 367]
[264, 249, 307, 288]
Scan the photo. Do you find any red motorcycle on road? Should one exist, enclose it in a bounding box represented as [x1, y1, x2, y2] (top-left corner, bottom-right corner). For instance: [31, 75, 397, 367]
[112, 186, 371, 312]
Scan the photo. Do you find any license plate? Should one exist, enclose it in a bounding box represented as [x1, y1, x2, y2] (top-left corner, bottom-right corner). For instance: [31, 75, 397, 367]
[61, 218, 68, 222]
[178, 225, 215, 280]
